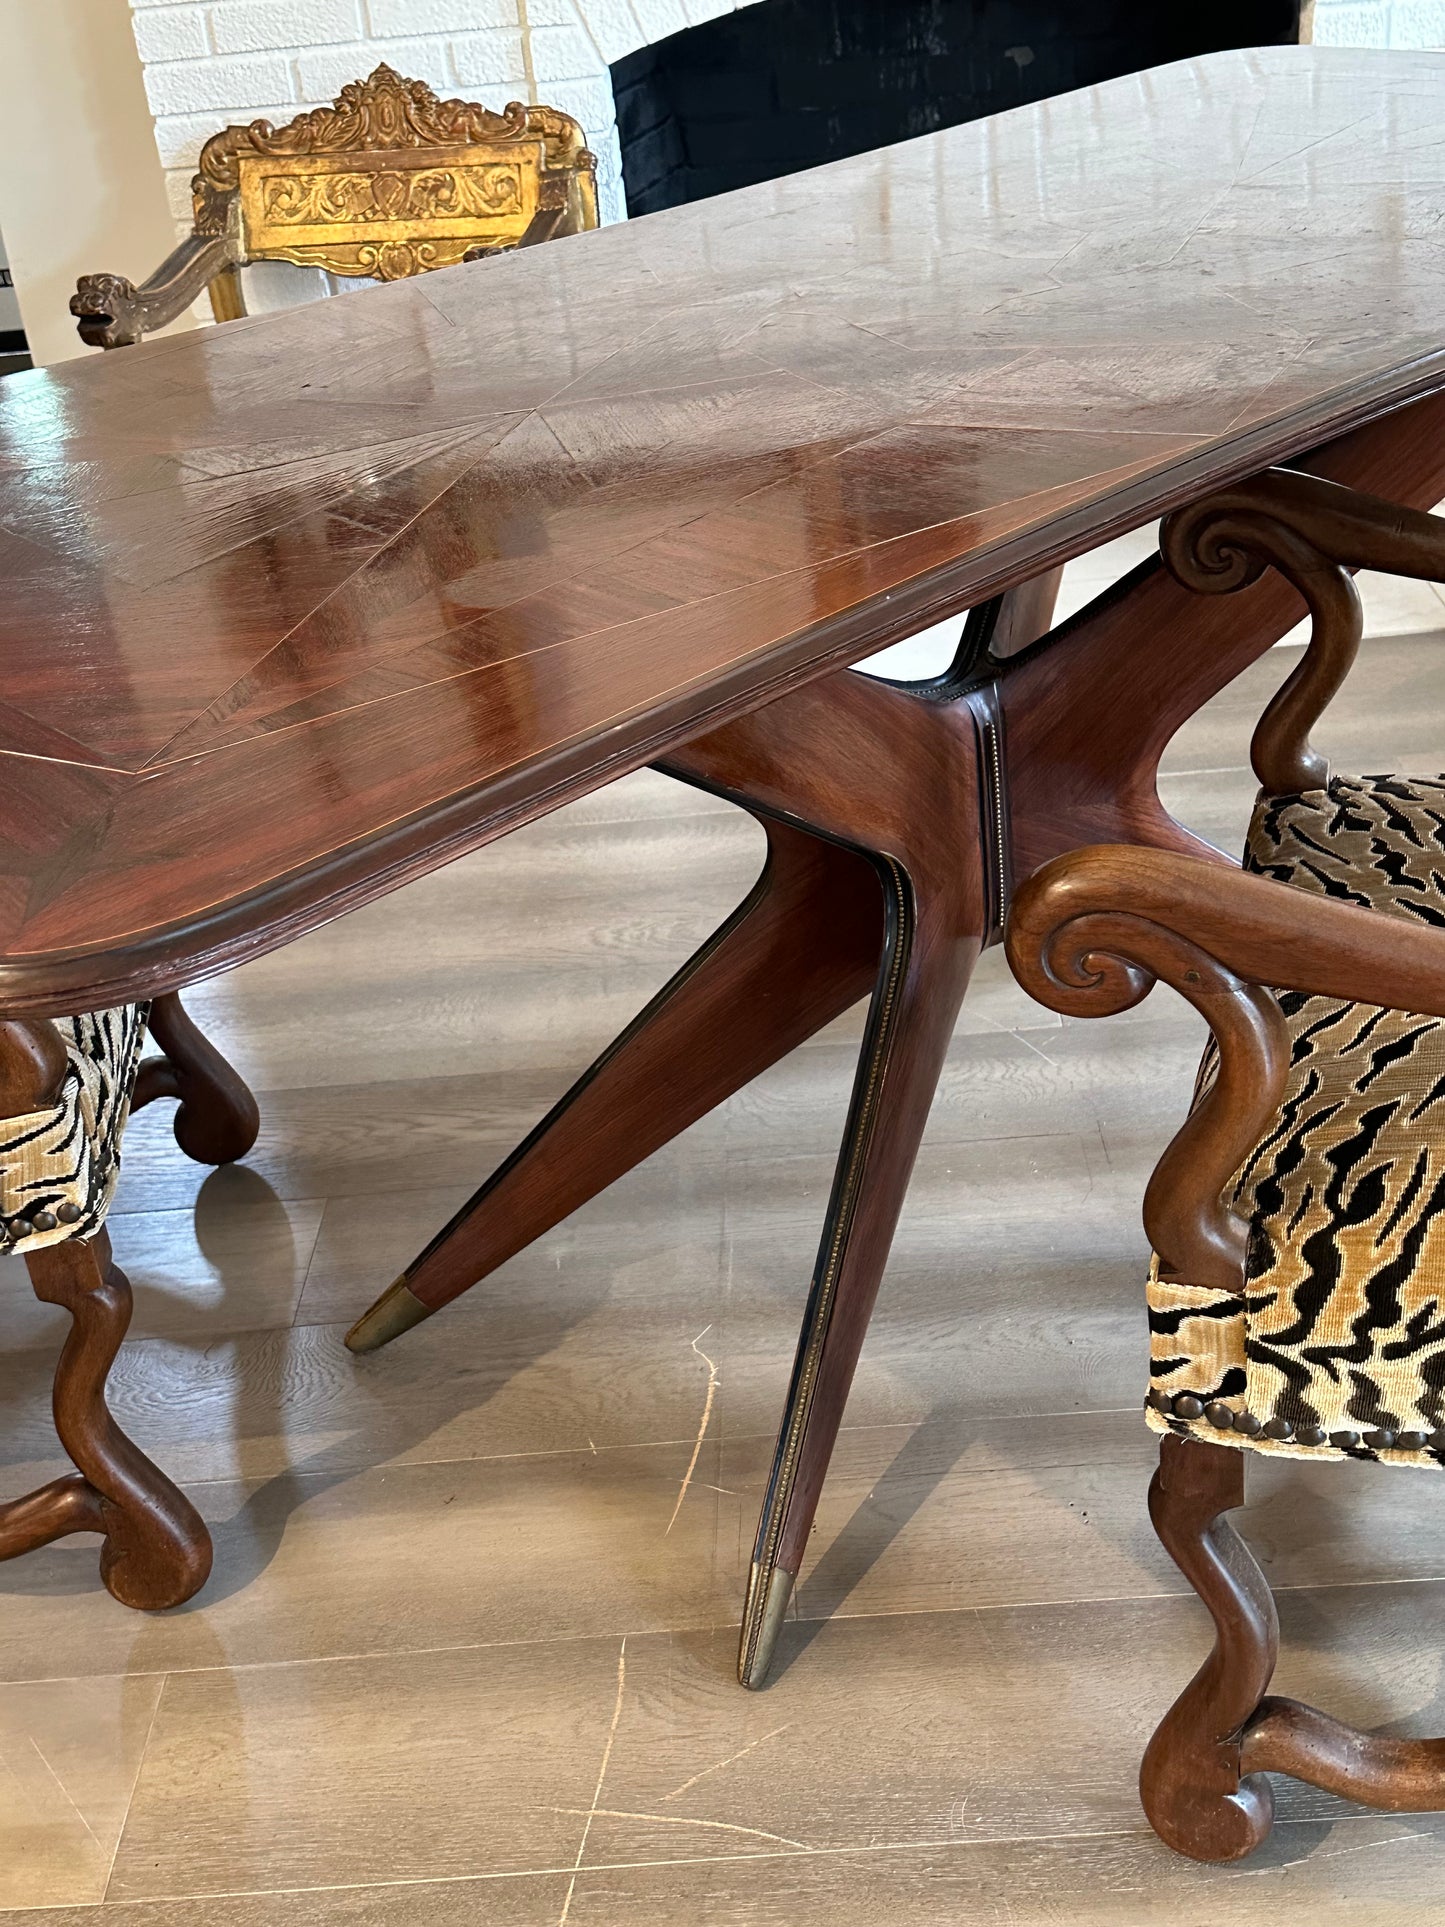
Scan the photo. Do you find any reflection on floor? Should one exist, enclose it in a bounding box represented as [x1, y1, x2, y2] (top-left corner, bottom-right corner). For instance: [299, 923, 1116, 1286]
[3, 578, 1445, 1919]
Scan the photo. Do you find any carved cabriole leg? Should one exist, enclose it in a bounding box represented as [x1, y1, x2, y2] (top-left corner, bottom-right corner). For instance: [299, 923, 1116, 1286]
[3, 1230, 213, 1609]
[0, 1014, 210, 1607]
[1140, 1434, 1278, 1862]
[1144, 1429, 1445, 1850]
[346, 819, 884, 1350]
[132, 991, 260, 1166]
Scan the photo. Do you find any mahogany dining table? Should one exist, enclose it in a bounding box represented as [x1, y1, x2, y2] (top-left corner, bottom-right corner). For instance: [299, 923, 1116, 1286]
[4, 44, 1445, 1687]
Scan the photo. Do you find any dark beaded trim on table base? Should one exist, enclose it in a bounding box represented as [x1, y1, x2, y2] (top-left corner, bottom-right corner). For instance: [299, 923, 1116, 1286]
[1147, 1386, 1445, 1457]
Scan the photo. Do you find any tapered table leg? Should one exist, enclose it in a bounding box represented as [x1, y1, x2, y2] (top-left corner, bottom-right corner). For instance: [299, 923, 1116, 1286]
[347, 578, 1061, 1353]
[740, 842, 982, 1685]
[347, 816, 884, 1351]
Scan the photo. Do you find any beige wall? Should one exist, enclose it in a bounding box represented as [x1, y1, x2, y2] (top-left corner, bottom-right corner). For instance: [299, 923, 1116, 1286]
[0, 0, 191, 365]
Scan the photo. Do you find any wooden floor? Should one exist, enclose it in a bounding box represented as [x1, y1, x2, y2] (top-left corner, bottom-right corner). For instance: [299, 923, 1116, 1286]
[5, 548, 1445, 1921]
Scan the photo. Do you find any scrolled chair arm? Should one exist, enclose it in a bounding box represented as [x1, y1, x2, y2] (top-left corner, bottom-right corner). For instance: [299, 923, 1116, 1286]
[71, 233, 236, 349]
[1164, 468, 1445, 588]
[1005, 844, 1445, 1290]
[1161, 469, 1445, 795]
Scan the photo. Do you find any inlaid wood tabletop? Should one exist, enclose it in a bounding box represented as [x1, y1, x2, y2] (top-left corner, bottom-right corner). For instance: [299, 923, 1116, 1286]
[1, 45, 1443, 1012]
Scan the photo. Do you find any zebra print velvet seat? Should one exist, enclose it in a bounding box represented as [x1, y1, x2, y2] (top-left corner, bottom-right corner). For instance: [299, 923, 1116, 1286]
[0, 1005, 149, 1253]
[1146, 772, 1445, 1468]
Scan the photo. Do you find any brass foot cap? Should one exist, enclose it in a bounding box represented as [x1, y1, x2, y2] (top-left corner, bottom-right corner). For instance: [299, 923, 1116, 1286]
[344, 1278, 433, 1354]
[737, 1564, 795, 1690]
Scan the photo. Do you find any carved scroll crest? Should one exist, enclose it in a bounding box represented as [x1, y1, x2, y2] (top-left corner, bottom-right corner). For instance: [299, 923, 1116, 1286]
[193, 64, 595, 236]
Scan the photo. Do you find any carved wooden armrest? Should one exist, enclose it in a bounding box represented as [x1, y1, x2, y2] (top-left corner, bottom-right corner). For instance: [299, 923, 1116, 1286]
[71, 233, 237, 349]
[1163, 469, 1445, 793]
[1005, 843, 1445, 1290]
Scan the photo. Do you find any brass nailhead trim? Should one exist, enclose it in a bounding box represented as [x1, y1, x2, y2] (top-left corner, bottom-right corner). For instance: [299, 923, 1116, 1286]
[1164, 1394, 1438, 1455]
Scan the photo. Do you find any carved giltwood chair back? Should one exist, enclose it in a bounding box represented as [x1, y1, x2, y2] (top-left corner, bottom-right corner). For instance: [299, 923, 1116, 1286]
[72, 65, 598, 349]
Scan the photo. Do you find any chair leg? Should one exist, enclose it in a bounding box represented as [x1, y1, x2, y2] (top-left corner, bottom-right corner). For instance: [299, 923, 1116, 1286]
[739, 852, 980, 1687]
[1139, 1433, 1278, 1861]
[133, 991, 260, 1166]
[346, 817, 883, 1353]
[0, 1230, 211, 1609]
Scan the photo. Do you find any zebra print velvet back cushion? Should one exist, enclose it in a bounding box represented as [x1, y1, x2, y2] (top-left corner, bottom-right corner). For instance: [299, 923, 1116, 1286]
[1147, 774, 1445, 1468]
[0, 1005, 149, 1254]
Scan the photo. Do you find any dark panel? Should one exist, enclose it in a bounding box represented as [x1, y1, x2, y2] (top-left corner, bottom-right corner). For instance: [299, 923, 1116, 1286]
[613, 0, 1301, 216]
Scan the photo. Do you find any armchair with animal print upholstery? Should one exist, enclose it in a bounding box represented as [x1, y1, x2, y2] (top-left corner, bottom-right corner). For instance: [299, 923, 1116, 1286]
[0, 993, 257, 1607]
[71, 65, 598, 349]
[1006, 469, 1445, 1861]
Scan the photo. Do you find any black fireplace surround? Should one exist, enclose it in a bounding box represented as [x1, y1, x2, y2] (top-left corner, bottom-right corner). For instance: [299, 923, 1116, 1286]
[612, 0, 1302, 217]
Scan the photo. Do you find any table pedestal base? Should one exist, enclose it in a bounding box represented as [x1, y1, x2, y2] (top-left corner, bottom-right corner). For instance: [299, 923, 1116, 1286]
[349, 389, 1445, 1687]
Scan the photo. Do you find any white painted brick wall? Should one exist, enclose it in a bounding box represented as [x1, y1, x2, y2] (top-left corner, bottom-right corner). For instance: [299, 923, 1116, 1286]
[212, 0, 364, 55]
[127, 0, 765, 238]
[1313, 0, 1445, 41]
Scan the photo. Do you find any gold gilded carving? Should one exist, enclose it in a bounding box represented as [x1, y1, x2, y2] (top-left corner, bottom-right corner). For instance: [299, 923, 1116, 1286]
[75, 61, 599, 345]
[261, 163, 523, 228]
[194, 64, 593, 238]
[357, 239, 439, 279]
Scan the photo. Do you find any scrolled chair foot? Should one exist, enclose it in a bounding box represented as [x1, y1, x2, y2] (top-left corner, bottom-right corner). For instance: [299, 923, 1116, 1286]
[0, 1233, 212, 1610]
[1138, 1435, 1278, 1861]
[135, 992, 260, 1167]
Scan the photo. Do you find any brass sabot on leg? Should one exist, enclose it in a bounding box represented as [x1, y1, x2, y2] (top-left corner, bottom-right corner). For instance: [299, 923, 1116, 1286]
[737, 1562, 795, 1689]
[344, 1277, 434, 1353]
